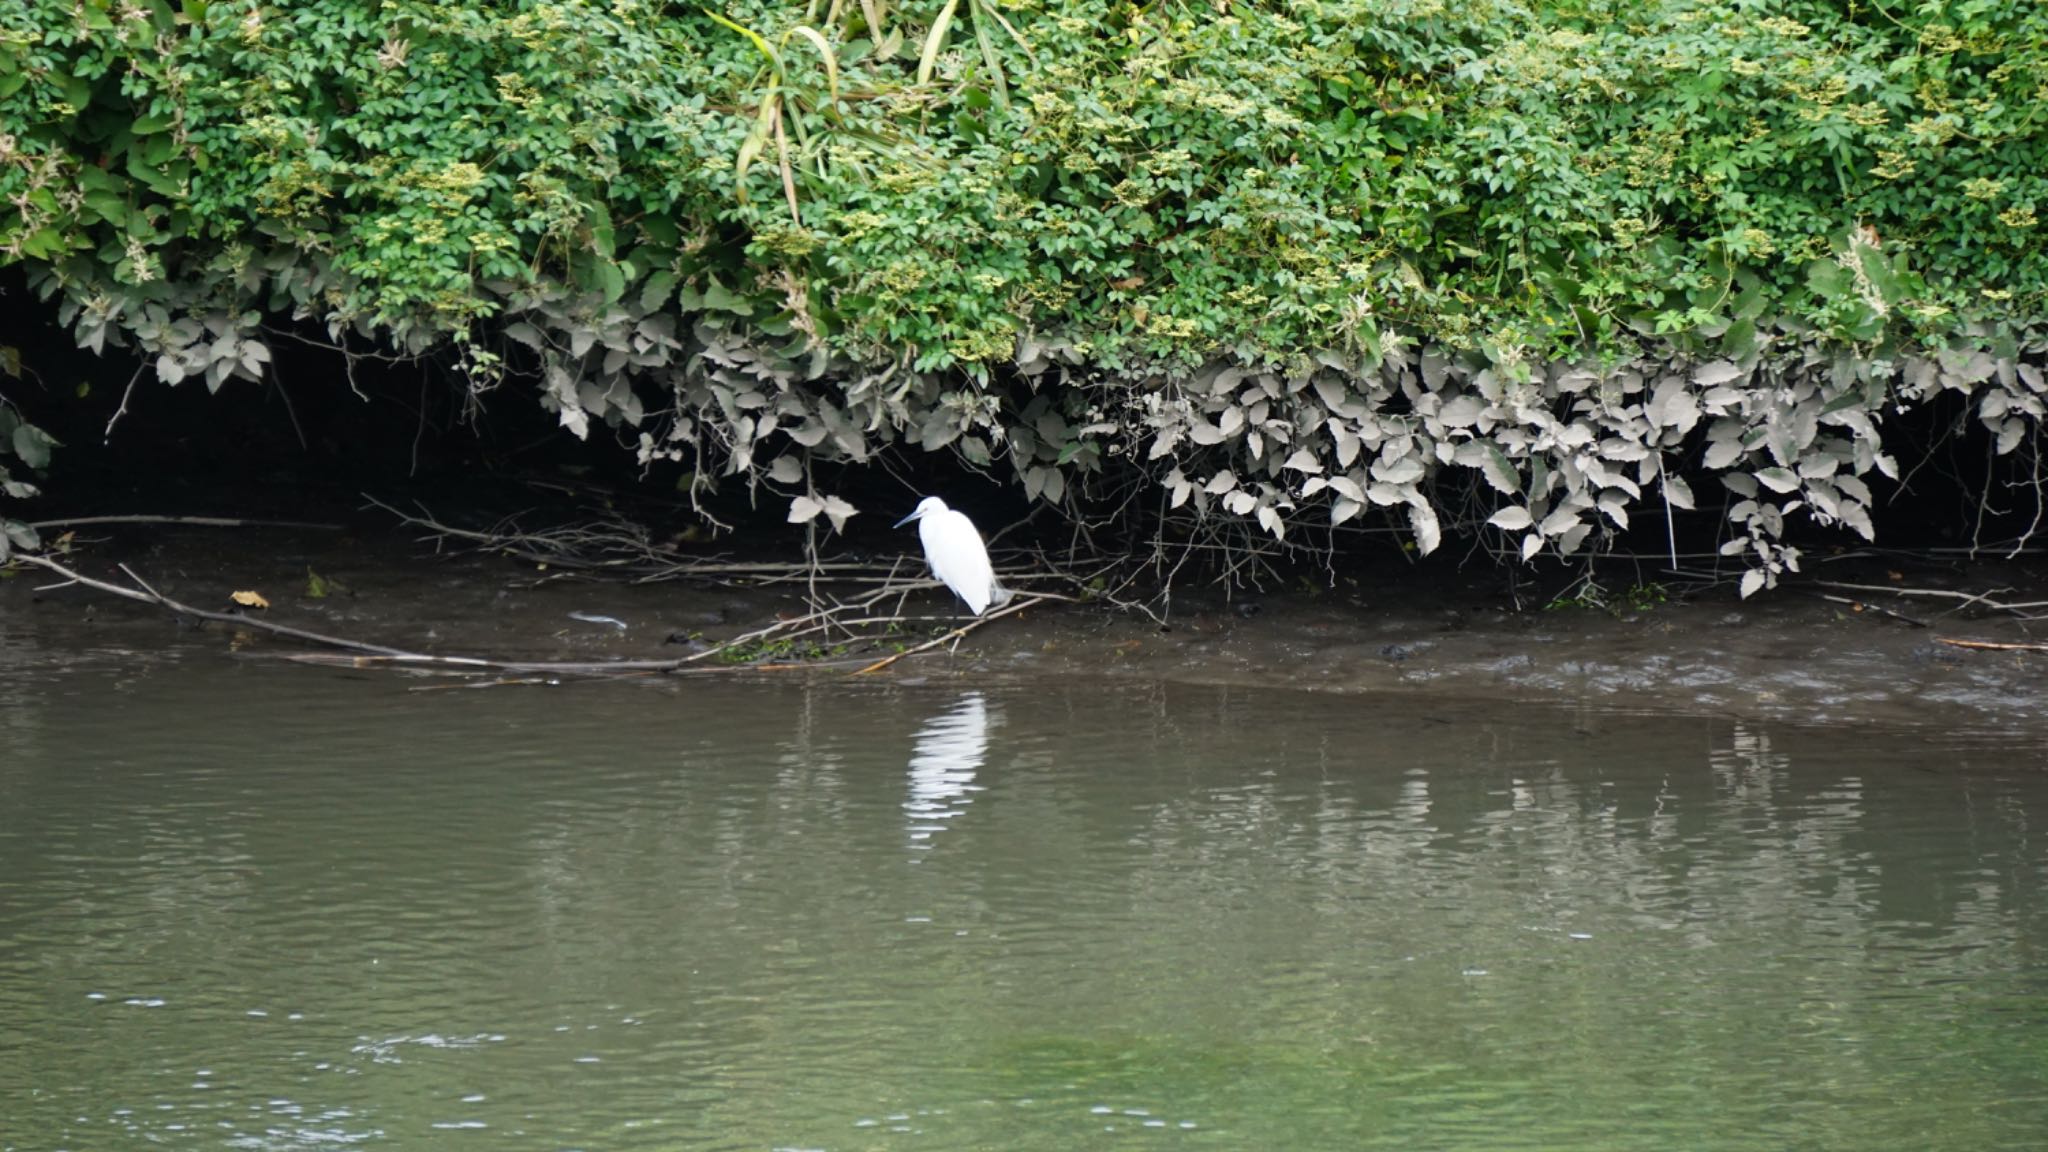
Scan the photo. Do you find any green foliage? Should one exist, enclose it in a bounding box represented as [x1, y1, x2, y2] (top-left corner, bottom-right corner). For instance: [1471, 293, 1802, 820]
[1546, 577, 1669, 616]
[5, 1, 2048, 587]
[0, 343, 52, 560]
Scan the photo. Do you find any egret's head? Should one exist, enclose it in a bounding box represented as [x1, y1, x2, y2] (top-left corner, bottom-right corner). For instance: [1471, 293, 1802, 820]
[894, 495, 948, 529]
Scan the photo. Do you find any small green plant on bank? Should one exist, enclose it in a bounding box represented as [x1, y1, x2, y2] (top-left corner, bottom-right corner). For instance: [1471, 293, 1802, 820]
[715, 635, 847, 664]
[1547, 576, 1670, 617]
[3, 2, 2048, 590]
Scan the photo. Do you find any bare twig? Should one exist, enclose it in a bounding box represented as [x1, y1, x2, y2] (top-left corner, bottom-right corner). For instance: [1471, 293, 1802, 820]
[28, 515, 343, 531]
[13, 554, 416, 657]
[1937, 637, 2048, 654]
[1813, 580, 2040, 616]
[1817, 593, 1928, 629]
[12, 541, 1068, 680]
[103, 364, 144, 441]
[850, 594, 1051, 676]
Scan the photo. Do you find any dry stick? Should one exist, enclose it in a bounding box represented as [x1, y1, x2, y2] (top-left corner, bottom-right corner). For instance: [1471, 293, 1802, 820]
[13, 554, 418, 657]
[28, 515, 344, 531]
[1813, 580, 2038, 614]
[1817, 593, 1928, 629]
[850, 595, 1051, 676]
[367, 493, 905, 583]
[17, 554, 1055, 678]
[1937, 637, 2048, 654]
[21, 555, 717, 674]
[102, 364, 144, 440]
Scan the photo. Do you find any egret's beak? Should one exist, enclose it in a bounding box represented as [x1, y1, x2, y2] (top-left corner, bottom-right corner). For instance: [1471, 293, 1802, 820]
[893, 510, 920, 529]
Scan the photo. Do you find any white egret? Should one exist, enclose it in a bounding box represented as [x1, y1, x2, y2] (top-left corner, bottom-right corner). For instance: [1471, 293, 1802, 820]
[895, 496, 1010, 616]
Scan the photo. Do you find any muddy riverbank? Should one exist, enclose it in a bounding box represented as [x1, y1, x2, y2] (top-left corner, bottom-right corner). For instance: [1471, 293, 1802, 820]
[5, 495, 2046, 736]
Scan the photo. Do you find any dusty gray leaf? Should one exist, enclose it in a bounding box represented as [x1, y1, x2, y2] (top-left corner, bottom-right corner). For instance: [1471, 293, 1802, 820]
[1703, 435, 1744, 472]
[1371, 454, 1425, 485]
[1648, 378, 1701, 435]
[1596, 491, 1630, 529]
[1437, 394, 1483, 429]
[1694, 360, 1744, 387]
[1755, 467, 1801, 494]
[820, 495, 859, 533]
[1408, 502, 1441, 554]
[1333, 425, 1361, 467]
[1282, 448, 1322, 474]
[1487, 506, 1534, 531]
[1479, 447, 1520, 495]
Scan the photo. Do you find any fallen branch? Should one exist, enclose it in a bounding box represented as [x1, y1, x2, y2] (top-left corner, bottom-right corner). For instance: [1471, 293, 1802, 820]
[13, 554, 417, 657]
[12, 552, 1059, 679]
[1814, 580, 2048, 617]
[1936, 637, 2048, 654]
[851, 595, 1052, 676]
[1816, 593, 1928, 629]
[28, 515, 344, 531]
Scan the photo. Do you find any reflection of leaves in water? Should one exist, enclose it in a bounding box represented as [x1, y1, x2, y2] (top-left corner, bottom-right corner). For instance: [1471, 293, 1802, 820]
[905, 693, 988, 850]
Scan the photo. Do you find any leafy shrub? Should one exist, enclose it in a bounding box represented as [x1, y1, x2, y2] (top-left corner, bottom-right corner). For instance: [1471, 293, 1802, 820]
[3, 0, 2048, 586]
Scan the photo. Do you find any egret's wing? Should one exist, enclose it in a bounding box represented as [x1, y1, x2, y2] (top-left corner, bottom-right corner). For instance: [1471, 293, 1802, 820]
[922, 511, 997, 616]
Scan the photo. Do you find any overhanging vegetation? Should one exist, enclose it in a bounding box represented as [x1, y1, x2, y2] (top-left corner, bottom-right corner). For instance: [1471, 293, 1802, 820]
[4, 0, 2047, 586]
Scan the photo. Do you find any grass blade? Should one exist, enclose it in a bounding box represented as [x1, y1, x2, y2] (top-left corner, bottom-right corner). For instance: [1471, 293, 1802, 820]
[980, 0, 1034, 63]
[916, 0, 961, 86]
[969, 0, 1006, 108]
[703, 8, 787, 74]
[782, 24, 840, 107]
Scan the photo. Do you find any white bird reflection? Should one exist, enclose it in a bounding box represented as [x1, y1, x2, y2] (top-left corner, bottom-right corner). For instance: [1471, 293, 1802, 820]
[905, 693, 989, 852]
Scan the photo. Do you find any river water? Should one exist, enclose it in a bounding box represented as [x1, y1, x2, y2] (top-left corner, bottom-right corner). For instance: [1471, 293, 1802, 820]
[2, 638, 2045, 1150]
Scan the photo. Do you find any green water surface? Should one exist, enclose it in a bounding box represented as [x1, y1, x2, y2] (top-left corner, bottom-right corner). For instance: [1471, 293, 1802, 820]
[1, 640, 2044, 1150]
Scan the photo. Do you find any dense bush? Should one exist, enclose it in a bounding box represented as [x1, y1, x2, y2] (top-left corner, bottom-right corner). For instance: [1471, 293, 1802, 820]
[4, 0, 2048, 583]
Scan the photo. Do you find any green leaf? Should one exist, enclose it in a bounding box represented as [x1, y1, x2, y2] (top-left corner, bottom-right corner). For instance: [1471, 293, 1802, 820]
[595, 259, 626, 303]
[13, 423, 57, 470]
[640, 269, 679, 312]
[2, 519, 38, 553]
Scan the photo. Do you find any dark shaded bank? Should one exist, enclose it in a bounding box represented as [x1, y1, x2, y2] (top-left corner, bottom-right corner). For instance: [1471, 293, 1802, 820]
[7, 287, 2047, 733]
[5, 484, 2047, 735]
